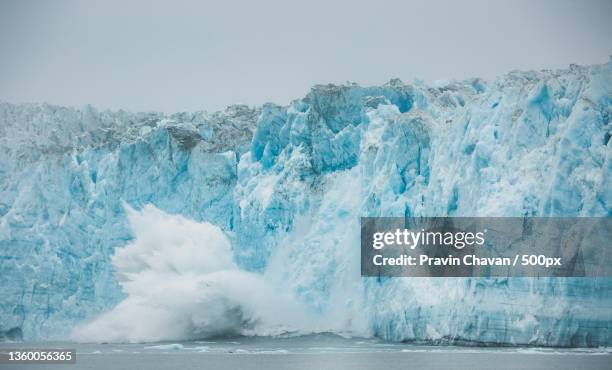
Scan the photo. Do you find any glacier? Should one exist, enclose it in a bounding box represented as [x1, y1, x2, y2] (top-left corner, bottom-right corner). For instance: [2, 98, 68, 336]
[0, 60, 611, 346]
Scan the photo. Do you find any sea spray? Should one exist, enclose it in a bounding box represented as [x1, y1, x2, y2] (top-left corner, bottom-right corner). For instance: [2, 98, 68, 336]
[72, 205, 312, 342]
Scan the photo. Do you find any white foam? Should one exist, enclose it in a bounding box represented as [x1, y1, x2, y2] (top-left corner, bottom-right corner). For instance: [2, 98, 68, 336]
[72, 205, 313, 343]
[145, 343, 184, 351]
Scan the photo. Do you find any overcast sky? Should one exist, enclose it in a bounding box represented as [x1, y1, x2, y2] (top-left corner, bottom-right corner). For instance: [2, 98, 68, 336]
[0, 0, 610, 113]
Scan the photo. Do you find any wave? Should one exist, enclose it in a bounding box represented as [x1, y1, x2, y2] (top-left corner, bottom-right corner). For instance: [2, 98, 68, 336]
[72, 205, 319, 343]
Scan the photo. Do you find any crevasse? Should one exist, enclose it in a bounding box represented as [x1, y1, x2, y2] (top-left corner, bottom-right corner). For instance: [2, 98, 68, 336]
[0, 61, 610, 346]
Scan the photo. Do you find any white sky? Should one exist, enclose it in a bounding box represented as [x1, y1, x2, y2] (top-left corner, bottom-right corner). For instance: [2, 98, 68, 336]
[0, 0, 610, 113]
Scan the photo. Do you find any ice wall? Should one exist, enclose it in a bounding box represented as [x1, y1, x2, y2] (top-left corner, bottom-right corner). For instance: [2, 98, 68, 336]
[0, 104, 258, 339]
[0, 61, 610, 345]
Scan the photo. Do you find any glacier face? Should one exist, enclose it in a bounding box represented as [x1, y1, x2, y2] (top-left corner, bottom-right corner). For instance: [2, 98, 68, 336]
[0, 61, 611, 346]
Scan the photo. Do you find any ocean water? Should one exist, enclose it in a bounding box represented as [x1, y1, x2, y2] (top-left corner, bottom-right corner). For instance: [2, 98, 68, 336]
[2, 334, 611, 370]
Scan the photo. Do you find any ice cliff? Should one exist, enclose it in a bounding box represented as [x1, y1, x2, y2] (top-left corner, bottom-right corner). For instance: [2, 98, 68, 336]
[0, 61, 610, 346]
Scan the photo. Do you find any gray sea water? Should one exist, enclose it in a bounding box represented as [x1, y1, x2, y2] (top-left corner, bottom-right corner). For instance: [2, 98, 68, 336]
[2, 334, 611, 370]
